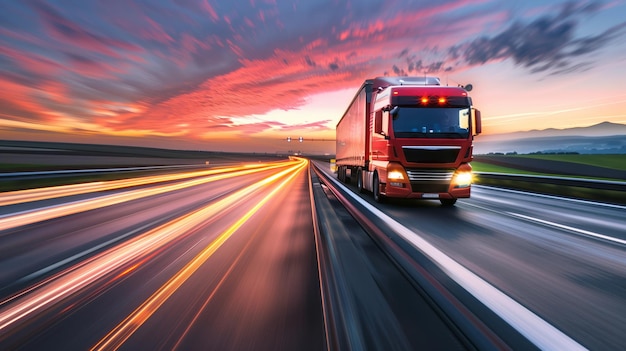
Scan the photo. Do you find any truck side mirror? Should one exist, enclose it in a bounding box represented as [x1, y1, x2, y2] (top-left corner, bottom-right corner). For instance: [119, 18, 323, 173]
[390, 106, 399, 117]
[473, 108, 482, 135]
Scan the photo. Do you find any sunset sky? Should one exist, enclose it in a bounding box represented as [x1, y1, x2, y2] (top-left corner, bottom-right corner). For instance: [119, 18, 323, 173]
[1, 0, 626, 154]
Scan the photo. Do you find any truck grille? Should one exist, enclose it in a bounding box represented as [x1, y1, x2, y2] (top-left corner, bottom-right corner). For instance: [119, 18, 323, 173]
[406, 169, 454, 193]
[402, 146, 460, 163]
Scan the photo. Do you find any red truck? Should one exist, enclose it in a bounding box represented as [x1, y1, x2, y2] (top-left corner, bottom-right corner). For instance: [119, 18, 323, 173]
[335, 76, 481, 206]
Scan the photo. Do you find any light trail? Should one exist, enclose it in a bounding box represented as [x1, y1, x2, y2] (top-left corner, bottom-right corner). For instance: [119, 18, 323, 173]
[91, 158, 308, 350]
[0, 161, 294, 207]
[0, 161, 294, 232]
[0, 158, 307, 342]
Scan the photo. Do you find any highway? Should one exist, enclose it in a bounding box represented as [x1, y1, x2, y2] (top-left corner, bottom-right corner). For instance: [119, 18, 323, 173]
[0, 159, 324, 350]
[0, 158, 624, 350]
[314, 161, 625, 350]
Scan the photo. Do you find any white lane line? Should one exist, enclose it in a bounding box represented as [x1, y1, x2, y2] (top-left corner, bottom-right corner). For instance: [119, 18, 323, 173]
[16, 221, 156, 285]
[315, 164, 587, 351]
[461, 201, 626, 246]
[507, 212, 626, 246]
[473, 185, 626, 210]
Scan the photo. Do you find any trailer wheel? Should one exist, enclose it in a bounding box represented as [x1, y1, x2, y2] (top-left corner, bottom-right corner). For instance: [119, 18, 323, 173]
[373, 173, 385, 203]
[356, 168, 364, 193]
[440, 198, 457, 206]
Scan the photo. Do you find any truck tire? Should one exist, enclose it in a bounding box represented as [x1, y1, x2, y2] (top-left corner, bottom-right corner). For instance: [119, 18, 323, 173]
[373, 173, 385, 203]
[356, 168, 364, 193]
[338, 166, 345, 182]
[440, 198, 457, 206]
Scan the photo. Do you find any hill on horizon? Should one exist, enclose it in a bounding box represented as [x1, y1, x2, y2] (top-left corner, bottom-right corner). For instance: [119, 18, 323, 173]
[476, 122, 626, 154]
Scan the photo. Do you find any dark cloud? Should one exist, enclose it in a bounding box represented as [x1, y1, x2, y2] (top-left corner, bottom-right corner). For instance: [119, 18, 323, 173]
[391, 1, 626, 77]
[395, 58, 445, 75]
[31, 0, 140, 56]
[456, 1, 626, 74]
[304, 56, 316, 67]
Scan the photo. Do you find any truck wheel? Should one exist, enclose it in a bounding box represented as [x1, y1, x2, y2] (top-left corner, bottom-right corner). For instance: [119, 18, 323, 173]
[338, 166, 344, 182]
[440, 198, 457, 206]
[356, 168, 364, 193]
[373, 173, 385, 203]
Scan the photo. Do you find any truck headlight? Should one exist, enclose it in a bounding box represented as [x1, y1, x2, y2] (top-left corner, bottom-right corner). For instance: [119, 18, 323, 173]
[387, 163, 407, 187]
[387, 163, 407, 180]
[453, 171, 472, 188]
[388, 170, 404, 180]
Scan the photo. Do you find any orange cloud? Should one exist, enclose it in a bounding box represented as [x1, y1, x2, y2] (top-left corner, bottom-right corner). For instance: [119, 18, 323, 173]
[1, 0, 624, 153]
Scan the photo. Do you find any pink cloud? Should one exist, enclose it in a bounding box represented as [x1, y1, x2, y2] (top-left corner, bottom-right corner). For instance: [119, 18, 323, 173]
[2, 0, 622, 152]
[0, 77, 66, 124]
[34, 2, 141, 58]
[201, 0, 220, 22]
[0, 1, 524, 143]
[0, 45, 62, 76]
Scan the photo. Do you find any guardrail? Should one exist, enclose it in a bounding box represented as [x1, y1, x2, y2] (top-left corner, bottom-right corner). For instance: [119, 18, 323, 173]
[475, 172, 626, 204]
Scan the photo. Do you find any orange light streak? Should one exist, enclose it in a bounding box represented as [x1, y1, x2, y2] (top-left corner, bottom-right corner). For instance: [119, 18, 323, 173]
[0, 158, 308, 340]
[0, 161, 295, 207]
[91, 158, 307, 350]
[0, 161, 297, 231]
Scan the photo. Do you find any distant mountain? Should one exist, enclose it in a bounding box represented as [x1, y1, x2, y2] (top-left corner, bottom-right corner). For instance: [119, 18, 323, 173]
[475, 122, 626, 154]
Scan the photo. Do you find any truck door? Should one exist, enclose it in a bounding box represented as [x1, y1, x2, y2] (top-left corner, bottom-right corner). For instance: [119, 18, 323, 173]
[372, 109, 389, 161]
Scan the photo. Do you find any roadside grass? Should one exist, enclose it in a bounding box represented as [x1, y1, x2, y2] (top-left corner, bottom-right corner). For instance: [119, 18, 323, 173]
[470, 162, 545, 175]
[471, 162, 623, 181]
[511, 154, 626, 171]
[473, 153, 626, 178]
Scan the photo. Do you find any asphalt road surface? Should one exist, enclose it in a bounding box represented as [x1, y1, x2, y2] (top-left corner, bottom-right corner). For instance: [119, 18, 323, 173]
[1, 157, 624, 350]
[326, 162, 625, 351]
[0, 159, 325, 350]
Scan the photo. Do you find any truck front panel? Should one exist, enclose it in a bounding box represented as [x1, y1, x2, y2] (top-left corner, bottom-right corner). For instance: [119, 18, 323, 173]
[370, 84, 478, 201]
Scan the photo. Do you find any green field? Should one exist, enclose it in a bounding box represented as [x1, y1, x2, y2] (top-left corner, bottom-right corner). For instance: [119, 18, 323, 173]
[472, 153, 626, 180]
[470, 162, 544, 175]
[512, 154, 626, 171]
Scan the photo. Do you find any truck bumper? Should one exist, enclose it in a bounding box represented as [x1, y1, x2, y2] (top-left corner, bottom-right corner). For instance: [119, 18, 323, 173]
[382, 183, 471, 199]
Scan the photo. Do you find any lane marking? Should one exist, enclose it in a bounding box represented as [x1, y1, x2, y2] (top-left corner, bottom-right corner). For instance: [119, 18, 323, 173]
[461, 199, 626, 246]
[507, 212, 626, 246]
[473, 185, 626, 210]
[314, 163, 587, 351]
[15, 221, 156, 285]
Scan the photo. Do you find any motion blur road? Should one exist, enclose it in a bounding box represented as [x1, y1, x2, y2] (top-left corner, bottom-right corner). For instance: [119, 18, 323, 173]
[317, 161, 625, 351]
[0, 157, 624, 350]
[0, 159, 324, 350]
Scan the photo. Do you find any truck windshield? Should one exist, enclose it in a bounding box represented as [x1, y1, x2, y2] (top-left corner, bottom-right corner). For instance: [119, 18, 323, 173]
[392, 107, 470, 138]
